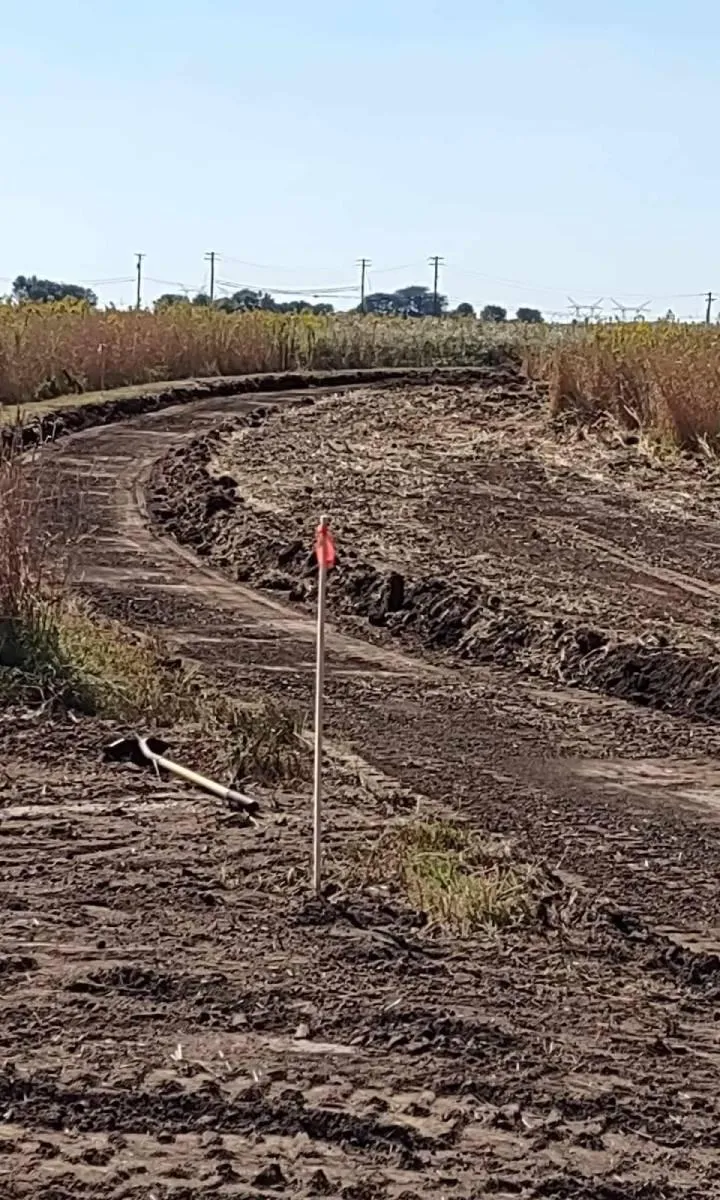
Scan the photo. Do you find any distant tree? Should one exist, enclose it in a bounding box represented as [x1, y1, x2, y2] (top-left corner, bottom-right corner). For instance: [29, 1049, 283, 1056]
[154, 293, 190, 311]
[208, 291, 335, 315]
[274, 300, 334, 315]
[191, 292, 213, 307]
[215, 288, 277, 313]
[516, 306, 543, 324]
[12, 274, 97, 306]
[480, 304, 507, 323]
[362, 285, 449, 317]
[363, 291, 401, 316]
[274, 299, 304, 314]
[662, 309, 677, 323]
[394, 285, 447, 317]
[452, 302, 476, 318]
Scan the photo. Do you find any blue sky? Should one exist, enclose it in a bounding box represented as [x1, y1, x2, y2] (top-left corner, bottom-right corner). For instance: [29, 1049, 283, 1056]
[2, 0, 719, 318]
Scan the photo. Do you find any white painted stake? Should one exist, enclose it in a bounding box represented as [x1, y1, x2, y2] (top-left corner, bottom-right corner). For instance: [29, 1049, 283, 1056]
[312, 516, 331, 895]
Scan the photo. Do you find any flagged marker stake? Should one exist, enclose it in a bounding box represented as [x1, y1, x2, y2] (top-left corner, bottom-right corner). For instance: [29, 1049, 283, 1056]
[312, 515, 336, 895]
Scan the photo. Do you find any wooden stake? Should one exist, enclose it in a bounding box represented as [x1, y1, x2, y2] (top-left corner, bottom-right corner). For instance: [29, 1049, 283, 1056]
[312, 517, 330, 894]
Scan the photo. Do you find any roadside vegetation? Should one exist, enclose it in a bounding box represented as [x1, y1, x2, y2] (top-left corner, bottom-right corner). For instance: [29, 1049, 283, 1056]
[0, 440, 306, 784]
[541, 321, 720, 451]
[0, 301, 517, 408]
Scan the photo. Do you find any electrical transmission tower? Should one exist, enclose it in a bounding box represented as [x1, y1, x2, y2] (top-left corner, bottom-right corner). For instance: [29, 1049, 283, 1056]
[611, 299, 651, 322]
[567, 296, 604, 323]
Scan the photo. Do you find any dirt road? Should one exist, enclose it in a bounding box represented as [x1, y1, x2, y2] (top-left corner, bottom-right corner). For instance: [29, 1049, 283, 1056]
[4, 373, 720, 1197]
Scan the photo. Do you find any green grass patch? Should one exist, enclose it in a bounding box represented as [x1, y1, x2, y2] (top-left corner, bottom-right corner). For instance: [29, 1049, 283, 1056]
[224, 698, 308, 785]
[350, 819, 538, 934]
[0, 596, 308, 785]
[0, 434, 307, 786]
[1, 595, 190, 717]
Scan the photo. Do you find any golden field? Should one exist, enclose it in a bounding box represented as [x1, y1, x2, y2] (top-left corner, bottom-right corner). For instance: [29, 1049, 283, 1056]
[1, 301, 720, 450]
[545, 321, 720, 450]
[0, 302, 505, 409]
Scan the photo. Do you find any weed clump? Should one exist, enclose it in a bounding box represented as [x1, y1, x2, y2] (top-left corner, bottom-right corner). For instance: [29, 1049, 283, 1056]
[0, 440, 307, 785]
[350, 819, 538, 934]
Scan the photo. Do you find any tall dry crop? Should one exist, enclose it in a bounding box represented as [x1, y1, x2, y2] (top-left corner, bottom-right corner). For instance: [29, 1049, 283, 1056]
[0, 302, 518, 409]
[545, 323, 720, 449]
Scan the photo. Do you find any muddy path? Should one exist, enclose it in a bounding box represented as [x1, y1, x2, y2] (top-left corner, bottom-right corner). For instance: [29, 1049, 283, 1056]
[5, 372, 720, 1196]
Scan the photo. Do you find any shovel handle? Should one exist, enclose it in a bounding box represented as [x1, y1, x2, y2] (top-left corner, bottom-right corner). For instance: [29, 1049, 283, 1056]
[139, 740, 258, 815]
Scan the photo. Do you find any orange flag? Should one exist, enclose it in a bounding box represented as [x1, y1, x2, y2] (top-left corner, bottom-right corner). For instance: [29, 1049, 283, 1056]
[315, 521, 336, 570]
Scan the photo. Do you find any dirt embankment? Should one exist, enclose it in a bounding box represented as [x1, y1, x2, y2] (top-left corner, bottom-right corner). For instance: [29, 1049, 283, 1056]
[148, 371, 720, 724]
[0, 364, 510, 453]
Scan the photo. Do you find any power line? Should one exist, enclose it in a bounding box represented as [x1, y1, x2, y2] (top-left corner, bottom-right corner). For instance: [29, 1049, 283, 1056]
[449, 264, 705, 302]
[81, 276, 135, 286]
[216, 276, 358, 297]
[370, 261, 426, 275]
[2, 254, 715, 319]
[145, 277, 203, 291]
[217, 254, 359, 273]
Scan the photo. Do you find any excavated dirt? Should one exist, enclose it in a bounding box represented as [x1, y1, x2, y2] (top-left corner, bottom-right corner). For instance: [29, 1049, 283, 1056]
[7, 370, 720, 1196]
[149, 374, 720, 723]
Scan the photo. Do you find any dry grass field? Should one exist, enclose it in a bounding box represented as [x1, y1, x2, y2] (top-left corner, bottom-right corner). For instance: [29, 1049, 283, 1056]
[3, 301, 720, 452]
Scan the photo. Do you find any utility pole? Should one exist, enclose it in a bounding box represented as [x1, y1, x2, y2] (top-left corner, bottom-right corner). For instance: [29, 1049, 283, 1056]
[205, 251, 217, 302]
[357, 258, 371, 312]
[706, 291, 715, 324]
[135, 253, 145, 310]
[428, 255, 444, 316]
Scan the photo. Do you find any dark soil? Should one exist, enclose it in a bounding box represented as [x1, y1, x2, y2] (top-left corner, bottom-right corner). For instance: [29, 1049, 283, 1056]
[6, 370, 720, 1196]
[147, 374, 720, 724]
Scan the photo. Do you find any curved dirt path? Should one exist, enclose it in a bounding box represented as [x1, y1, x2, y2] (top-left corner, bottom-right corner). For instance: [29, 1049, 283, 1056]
[22, 380, 720, 1198]
[40, 382, 720, 918]
[54, 385, 432, 683]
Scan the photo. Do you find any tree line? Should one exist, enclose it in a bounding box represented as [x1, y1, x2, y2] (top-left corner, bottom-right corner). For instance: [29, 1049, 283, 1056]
[5, 275, 543, 322]
[154, 288, 335, 315]
[360, 287, 542, 323]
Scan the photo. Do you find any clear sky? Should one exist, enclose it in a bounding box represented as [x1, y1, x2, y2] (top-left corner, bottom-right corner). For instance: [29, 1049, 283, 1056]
[2, 0, 720, 318]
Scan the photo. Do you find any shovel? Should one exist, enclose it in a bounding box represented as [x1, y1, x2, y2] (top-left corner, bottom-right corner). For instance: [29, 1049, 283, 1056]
[105, 734, 259, 816]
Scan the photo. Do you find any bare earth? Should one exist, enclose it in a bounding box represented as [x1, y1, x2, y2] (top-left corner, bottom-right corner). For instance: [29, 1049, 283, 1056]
[5, 371, 720, 1197]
